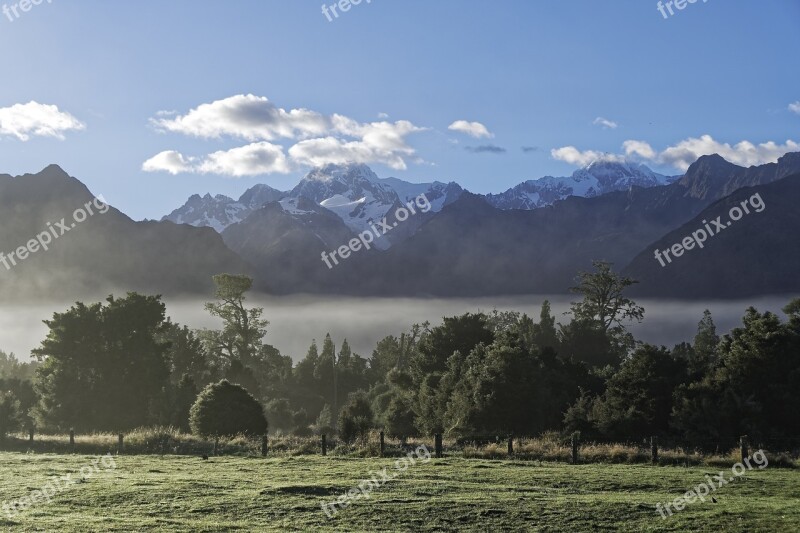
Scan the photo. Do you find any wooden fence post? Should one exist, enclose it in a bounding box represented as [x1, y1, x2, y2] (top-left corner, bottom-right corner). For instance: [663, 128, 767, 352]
[69, 429, 75, 452]
[118, 433, 124, 455]
[261, 434, 269, 457]
[435, 434, 443, 458]
[28, 427, 34, 444]
[322, 434, 327, 456]
[651, 436, 658, 464]
[379, 431, 385, 457]
[571, 434, 579, 465]
[740, 435, 748, 462]
[508, 434, 514, 456]
[213, 437, 219, 456]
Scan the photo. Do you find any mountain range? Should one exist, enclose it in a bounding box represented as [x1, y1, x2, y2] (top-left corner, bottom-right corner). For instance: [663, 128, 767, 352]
[3, 153, 800, 300]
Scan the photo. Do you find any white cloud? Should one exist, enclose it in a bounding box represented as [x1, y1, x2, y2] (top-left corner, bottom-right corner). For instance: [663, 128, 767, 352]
[552, 135, 800, 171]
[447, 120, 493, 139]
[593, 117, 618, 130]
[197, 142, 290, 177]
[151, 94, 330, 141]
[290, 118, 424, 170]
[789, 101, 800, 115]
[141, 151, 194, 175]
[0, 101, 85, 141]
[145, 95, 427, 176]
[550, 146, 623, 166]
[622, 140, 656, 160]
[658, 135, 800, 171]
[377, 112, 390, 119]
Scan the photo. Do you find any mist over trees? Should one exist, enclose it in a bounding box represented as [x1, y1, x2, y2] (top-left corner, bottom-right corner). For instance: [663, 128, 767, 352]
[2, 263, 797, 447]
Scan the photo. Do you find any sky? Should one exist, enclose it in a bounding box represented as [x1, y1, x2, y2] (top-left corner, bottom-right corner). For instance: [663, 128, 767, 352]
[0, 0, 798, 221]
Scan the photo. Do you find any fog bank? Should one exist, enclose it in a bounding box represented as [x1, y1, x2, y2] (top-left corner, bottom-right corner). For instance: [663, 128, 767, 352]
[1, 295, 795, 362]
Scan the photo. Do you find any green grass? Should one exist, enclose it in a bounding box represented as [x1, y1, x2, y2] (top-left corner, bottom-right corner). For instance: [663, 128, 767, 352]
[0, 453, 798, 532]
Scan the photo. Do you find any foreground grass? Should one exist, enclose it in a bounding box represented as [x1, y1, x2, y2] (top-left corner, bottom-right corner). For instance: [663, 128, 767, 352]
[0, 453, 798, 532]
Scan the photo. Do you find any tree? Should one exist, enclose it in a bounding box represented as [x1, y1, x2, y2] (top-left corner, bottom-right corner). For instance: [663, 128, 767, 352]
[225, 360, 261, 397]
[189, 380, 267, 437]
[294, 340, 319, 391]
[531, 301, 559, 350]
[33, 294, 171, 431]
[384, 395, 418, 443]
[693, 310, 719, 362]
[0, 351, 40, 381]
[672, 305, 800, 446]
[163, 324, 210, 386]
[0, 391, 21, 440]
[314, 404, 333, 435]
[169, 374, 198, 431]
[591, 345, 686, 439]
[337, 391, 373, 445]
[569, 261, 644, 334]
[412, 314, 494, 379]
[204, 274, 268, 371]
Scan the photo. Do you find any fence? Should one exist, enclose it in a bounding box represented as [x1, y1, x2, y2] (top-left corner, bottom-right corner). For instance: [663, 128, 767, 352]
[2, 428, 798, 467]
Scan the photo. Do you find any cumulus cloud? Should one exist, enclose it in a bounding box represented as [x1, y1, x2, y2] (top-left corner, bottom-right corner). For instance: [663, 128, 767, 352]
[142, 150, 194, 175]
[622, 140, 657, 160]
[197, 142, 290, 176]
[465, 144, 506, 154]
[789, 101, 800, 115]
[593, 117, 618, 130]
[151, 94, 330, 141]
[658, 135, 800, 170]
[144, 95, 427, 176]
[0, 101, 85, 141]
[550, 146, 623, 166]
[142, 143, 290, 177]
[552, 135, 800, 171]
[448, 120, 493, 139]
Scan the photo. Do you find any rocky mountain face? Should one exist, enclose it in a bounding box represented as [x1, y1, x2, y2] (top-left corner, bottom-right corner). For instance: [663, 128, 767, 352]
[5, 153, 800, 299]
[0, 165, 249, 300]
[625, 173, 800, 298]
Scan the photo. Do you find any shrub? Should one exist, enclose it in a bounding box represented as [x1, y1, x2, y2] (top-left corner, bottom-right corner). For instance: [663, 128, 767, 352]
[189, 380, 267, 437]
[338, 392, 373, 445]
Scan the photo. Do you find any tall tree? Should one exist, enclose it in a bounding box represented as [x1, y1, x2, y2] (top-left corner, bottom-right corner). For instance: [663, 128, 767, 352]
[204, 274, 268, 368]
[569, 261, 644, 334]
[693, 310, 720, 360]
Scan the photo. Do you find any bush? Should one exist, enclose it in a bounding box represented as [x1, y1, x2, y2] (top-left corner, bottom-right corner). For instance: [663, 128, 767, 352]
[189, 380, 267, 437]
[338, 392, 373, 445]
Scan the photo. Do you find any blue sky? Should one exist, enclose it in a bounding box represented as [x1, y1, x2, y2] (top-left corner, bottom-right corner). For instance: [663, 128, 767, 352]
[0, 0, 798, 220]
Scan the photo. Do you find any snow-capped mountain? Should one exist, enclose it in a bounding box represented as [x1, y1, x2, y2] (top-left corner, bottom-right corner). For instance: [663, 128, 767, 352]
[163, 185, 285, 231]
[164, 161, 671, 243]
[484, 161, 674, 210]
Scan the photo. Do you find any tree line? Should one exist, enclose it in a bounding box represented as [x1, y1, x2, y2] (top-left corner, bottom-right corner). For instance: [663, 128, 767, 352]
[0, 264, 798, 448]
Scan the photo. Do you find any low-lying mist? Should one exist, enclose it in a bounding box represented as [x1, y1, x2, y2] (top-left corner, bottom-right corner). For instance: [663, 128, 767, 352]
[0, 294, 796, 362]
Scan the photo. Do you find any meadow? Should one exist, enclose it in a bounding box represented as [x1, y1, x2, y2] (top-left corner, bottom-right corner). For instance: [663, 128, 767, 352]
[0, 451, 798, 532]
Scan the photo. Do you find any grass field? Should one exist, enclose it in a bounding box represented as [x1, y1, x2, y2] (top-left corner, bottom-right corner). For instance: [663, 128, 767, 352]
[0, 453, 798, 532]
